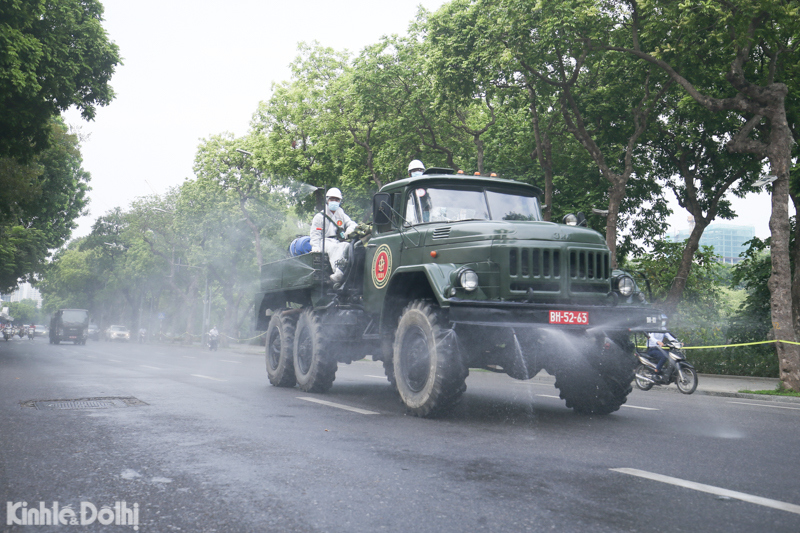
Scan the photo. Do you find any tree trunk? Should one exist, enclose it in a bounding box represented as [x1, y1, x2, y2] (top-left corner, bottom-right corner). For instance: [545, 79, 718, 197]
[527, 86, 554, 221]
[605, 180, 626, 268]
[766, 120, 800, 391]
[664, 218, 710, 315]
[790, 192, 800, 338]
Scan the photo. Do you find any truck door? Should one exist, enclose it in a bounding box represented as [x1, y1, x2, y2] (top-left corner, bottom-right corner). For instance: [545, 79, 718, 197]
[363, 191, 416, 311]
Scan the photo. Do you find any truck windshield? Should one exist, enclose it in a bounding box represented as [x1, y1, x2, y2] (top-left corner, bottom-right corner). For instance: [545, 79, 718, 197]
[405, 187, 541, 225]
[485, 190, 542, 221]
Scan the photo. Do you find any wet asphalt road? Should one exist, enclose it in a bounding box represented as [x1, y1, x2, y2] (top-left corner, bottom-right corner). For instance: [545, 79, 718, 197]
[1, 338, 799, 532]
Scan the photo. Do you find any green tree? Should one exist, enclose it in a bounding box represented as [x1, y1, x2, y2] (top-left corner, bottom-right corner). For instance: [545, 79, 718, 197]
[426, 0, 674, 265]
[603, 0, 800, 390]
[0, 0, 120, 161]
[7, 299, 42, 324]
[0, 119, 91, 292]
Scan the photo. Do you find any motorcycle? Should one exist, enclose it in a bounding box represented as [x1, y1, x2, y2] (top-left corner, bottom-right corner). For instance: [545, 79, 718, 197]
[208, 332, 219, 351]
[2, 328, 9, 341]
[27, 327, 34, 340]
[635, 336, 698, 394]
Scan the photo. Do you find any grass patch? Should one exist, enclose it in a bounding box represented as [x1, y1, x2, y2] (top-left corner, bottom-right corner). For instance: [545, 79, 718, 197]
[738, 386, 800, 397]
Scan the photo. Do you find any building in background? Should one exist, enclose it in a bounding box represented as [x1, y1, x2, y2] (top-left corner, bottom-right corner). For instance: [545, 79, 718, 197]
[670, 221, 756, 265]
[0, 283, 43, 308]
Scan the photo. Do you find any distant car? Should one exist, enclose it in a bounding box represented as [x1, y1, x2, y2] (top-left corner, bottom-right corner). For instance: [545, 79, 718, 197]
[105, 325, 130, 342]
[87, 324, 100, 340]
[33, 325, 48, 338]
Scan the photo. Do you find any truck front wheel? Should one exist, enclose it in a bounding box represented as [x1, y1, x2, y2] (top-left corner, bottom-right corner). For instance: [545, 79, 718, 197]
[393, 301, 467, 418]
[293, 310, 337, 393]
[553, 334, 634, 415]
[266, 313, 297, 387]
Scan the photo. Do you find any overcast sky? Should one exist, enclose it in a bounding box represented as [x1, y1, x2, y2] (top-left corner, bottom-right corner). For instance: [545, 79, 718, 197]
[64, 0, 779, 241]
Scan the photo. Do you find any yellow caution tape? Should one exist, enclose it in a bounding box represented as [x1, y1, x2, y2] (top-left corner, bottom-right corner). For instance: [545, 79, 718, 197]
[638, 339, 800, 350]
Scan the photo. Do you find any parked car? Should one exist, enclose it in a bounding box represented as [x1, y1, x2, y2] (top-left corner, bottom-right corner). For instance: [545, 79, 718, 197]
[105, 325, 130, 342]
[87, 324, 100, 341]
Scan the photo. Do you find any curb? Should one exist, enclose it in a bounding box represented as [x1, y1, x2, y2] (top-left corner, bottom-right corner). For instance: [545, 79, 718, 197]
[694, 390, 800, 404]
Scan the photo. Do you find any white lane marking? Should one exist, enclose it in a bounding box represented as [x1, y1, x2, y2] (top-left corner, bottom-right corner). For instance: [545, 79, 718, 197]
[537, 394, 561, 399]
[621, 404, 659, 411]
[297, 397, 378, 415]
[108, 359, 122, 363]
[140, 365, 161, 370]
[728, 401, 800, 411]
[365, 374, 388, 379]
[611, 468, 800, 516]
[190, 374, 227, 382]
[85, 355, 96, 359]
[219, 359, 241, 364]
[182, 356, 196, 359]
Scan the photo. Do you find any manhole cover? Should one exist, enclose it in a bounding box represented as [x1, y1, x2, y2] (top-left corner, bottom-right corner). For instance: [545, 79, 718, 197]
[20, 397, 148, 410]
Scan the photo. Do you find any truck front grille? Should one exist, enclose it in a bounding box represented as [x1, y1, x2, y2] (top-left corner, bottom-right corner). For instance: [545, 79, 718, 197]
[568, 250, 609, 280]
[506, 247, 610, 297]
[509, 248, 561, 292]
[568, 250, 611, 294]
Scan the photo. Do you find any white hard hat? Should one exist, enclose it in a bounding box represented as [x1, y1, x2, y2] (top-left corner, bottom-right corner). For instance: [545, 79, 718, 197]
[326, 187, 342, 199]
[408, 160, 425, 172]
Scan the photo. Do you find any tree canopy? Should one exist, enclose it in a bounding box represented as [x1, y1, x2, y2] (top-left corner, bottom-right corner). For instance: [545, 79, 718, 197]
[0, 0, 120, 161]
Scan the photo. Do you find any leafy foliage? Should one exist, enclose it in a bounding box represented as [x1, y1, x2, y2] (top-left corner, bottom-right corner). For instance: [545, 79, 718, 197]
[0, 0, 120, 161]
[0, 119, 90, 292]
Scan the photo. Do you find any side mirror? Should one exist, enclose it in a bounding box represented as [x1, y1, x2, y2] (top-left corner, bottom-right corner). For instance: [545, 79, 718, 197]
[373, 193, 392, 225]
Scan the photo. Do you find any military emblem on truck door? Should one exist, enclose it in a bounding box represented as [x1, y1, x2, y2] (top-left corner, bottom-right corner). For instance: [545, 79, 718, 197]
[371, 244, 392, 289]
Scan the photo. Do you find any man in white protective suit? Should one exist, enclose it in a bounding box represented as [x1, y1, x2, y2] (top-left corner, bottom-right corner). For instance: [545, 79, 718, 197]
[310, 187, 357, 283]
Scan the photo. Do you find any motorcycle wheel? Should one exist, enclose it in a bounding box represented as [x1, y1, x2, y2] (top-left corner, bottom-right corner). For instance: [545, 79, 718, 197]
[634, 364, 654, 391]
[676, 365, 698, 394]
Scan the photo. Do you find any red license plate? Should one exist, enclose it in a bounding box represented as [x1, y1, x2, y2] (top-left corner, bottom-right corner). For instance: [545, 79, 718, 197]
[549, 310, 589, 325]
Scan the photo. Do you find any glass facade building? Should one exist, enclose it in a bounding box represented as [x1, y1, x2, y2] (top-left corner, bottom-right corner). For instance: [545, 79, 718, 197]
[671, 224, 756, 265]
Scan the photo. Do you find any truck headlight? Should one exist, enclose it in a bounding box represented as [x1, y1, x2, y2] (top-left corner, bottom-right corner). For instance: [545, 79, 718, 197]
[458, 269, 479, 291]
[563, 214, 578, 226]
[616, 275, 635, 296]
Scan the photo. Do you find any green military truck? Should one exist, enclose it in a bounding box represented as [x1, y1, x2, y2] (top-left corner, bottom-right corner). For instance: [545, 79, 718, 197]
[49, 308, 90, 345]
[256, 169, 666, 417]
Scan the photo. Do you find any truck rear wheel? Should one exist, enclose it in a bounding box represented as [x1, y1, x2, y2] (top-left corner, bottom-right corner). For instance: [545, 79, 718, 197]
[554, 335, 634, 415]
[293, 310, 337, 393]
[393, 301, 467, 418]
[266, 313, 296, 387]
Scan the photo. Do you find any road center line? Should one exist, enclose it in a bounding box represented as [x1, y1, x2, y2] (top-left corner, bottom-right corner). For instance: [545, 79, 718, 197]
[140, 365, 161, 370]
[107, 359, 122, 363]
[219, 359, 241, 364]
[365, 374, 388, 379]
[727, 401, 800, 411]
[190, 374, 227, 382]
[611, 468, 800, 515]
[297, 397, 378, 415]
[182, 356, 196, 359]
[536, 394, 561, 399]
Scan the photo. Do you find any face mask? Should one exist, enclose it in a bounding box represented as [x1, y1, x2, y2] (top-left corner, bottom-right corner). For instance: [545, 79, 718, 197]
[411, 171, 423, 177]
[328, 201, 340, 212]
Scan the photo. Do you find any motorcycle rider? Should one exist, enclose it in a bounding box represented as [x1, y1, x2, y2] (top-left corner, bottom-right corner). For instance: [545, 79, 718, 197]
[208, 325, 219, 350]
[309, 187, 357, 284]
[647, 331, 678, 381]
